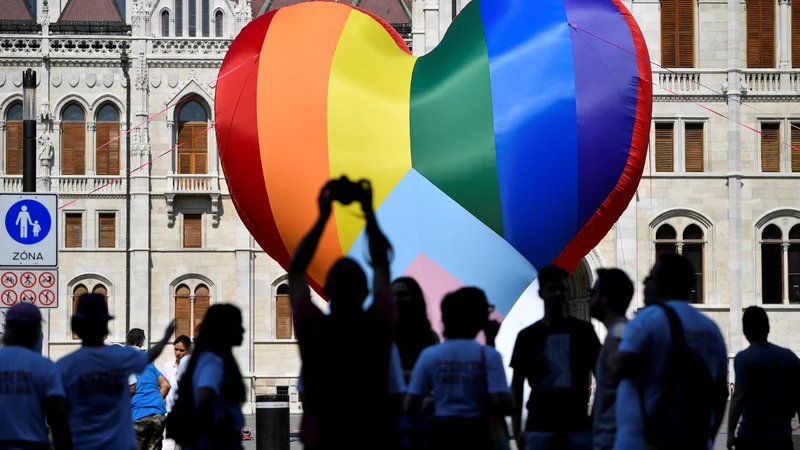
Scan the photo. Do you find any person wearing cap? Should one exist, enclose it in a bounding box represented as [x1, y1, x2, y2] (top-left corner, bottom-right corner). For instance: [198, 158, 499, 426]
[0, 303, 72, 450]
[57, 294, 176, 450]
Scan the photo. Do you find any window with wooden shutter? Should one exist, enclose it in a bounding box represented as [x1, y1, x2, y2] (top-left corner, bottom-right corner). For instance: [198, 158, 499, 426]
[175, 285, 192, 338]
[65, 213, 82, 248]
[96, 104, 120, 176]
[176, 100, 209, 175]
[661, 0, 694, 68]
[684, 122, 704, 172]
[791, 123, 800, 172]
[276, 294, 293, 339]
[748, 0, 775, 68]
[5, 103, 22, 175]
[761, 123, 780, 172]
[98, 213, 116, 248]
[194, 285, 210, 330]
[71, 285, 89, 339]
[183, 214, 202, 248]
[655, 123, 675, 172]
[61, 104, 86, 176]
[794, 0, 800, 67]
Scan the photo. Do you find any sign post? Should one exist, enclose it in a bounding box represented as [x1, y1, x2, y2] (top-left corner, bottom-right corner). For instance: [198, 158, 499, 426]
[0, 193, 59, 310]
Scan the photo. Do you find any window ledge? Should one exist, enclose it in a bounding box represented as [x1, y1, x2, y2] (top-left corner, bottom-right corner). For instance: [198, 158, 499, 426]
[253, 339, 298, 344]
[60, 248, 125, 252]
[758, 304, 800, 311]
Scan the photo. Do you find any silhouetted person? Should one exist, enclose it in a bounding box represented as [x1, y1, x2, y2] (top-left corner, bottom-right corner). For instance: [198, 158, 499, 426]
[393, 277, 439, 380]
[727, 306, 800, 450]
[58, 294, 175, 450]
[127, 328, 170, 450]
[511, 265, 600, 450]
[613, 253, 728, 450]
[289, 178, 396, 450]
[0, 303, 72, 450]
[588, 268, 634, 450]
[170, 304, 246, 450]
[407, 287, 513, 450]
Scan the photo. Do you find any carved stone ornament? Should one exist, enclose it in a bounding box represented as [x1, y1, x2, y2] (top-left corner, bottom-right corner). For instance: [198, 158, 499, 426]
[188, 70, 197, 82]
[103, 73, 114, 88]
[52, 74, 62, 87]
[0, 74, 5, 87]
[12, 74, 23, 87]
[121, 76, 127, 88]
[207, 76, 217, 88]
[168, 74, 179, 88]
[151, 74, 161, 88]
[86, 73, 97, 88]
[166, 194, 175, 227]
[68, 74, 80, 88]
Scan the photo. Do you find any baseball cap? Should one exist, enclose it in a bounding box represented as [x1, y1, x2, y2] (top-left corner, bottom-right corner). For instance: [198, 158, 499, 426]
[72, 293, 114, 321]
[6, 302, 42, 325]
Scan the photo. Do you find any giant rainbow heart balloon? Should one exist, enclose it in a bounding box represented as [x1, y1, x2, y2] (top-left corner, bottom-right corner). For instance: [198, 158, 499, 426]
[215, 0, 652, 315]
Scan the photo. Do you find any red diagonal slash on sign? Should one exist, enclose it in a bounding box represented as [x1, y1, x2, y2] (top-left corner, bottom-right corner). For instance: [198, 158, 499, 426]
[19, 290, 36, 304]
[1, 273, 17, 289]
[1, 290, 17, 306]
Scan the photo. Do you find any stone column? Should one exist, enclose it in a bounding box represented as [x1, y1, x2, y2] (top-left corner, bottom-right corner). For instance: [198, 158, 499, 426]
[235, 218, 255, 412]
[423, 0, 440, 54]
[0, 121, 6, 175]
[727, 0, 744, 354]
[779, 0, 791, 68]
[86, 122, 96, 175]
[783, 243, 790, 304]
[411, 0, 427, 56]
[615, 197, 639, 308]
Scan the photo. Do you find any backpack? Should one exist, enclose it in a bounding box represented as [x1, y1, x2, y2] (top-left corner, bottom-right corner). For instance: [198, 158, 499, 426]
[165, 384, 199, 447]
[639, 303, 715, 449]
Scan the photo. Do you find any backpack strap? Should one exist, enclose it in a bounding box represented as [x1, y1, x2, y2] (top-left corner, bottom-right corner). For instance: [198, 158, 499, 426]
[636, 303, 686, 425]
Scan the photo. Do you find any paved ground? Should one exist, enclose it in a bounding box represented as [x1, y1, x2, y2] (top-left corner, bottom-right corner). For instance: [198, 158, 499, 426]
[240, 406, 800, 449]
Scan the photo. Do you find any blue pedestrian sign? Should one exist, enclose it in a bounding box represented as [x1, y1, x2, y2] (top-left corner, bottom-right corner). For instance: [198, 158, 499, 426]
[0, 194, 58, 267]
[5, 199, 52, 245]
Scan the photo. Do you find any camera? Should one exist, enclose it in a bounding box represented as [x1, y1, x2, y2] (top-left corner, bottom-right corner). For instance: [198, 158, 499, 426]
[329, 176, 371, 206]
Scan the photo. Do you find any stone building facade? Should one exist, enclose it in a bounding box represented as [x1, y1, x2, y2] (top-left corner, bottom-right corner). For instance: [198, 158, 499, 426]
[413, 0, 800, 363]
[0, 0, 410, 413]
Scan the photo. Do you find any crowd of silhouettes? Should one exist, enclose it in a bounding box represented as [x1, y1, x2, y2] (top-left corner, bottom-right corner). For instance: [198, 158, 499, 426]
[1, 177, 800, 450]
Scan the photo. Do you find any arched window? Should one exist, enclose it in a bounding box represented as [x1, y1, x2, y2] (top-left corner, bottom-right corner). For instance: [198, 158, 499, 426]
[215, 11, 223, 37]
[202, 0, 210, 37]
[61, 103, 86, 175]
[174, 0, 183, 37]
[175, 283, 210, 338]
[177, 100, 208, 176]
[275, 283, 292, 339]
[789, 226, 800, 303]
[5, 102, 23, 175]
[653, 223, 706, 303]
[96, 104, 120, 176]
[761, 224, 783, 304]
[71, 284, 89, 339]
[682, 225, 704, 304]
[161, 10, 170, 36]
[654, 224, 678, 257]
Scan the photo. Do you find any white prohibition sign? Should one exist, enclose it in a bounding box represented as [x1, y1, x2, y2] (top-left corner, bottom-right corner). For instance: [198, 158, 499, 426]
[1, 272, 17, 289]
[38, 290, 55, 306]
[19, 272, 36, 288]
[38, 272, 55, 288]
[1, 290, 17, 306]
[19, 290, 36, 304]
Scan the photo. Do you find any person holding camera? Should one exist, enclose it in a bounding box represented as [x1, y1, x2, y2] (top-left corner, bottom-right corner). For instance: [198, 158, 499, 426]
[289, 177, 397, 450]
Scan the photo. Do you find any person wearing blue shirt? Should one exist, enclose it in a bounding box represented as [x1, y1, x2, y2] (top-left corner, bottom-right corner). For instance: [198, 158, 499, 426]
[0, 303, 71, 450]
[727, 306, 800, 450]
[57, 294, 175, 450]
[407, 287, 512, 450]
[588, 268, 634, 450]
[127, 328, 171, 450]
[613, 253, 729, 450]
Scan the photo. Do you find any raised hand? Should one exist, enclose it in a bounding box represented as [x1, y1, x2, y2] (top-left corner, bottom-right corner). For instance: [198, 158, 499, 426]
[318, 181, 333, 219]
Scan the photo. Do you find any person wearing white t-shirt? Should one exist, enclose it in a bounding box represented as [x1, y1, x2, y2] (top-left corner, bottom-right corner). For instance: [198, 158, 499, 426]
[163, 335, 192, 450]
